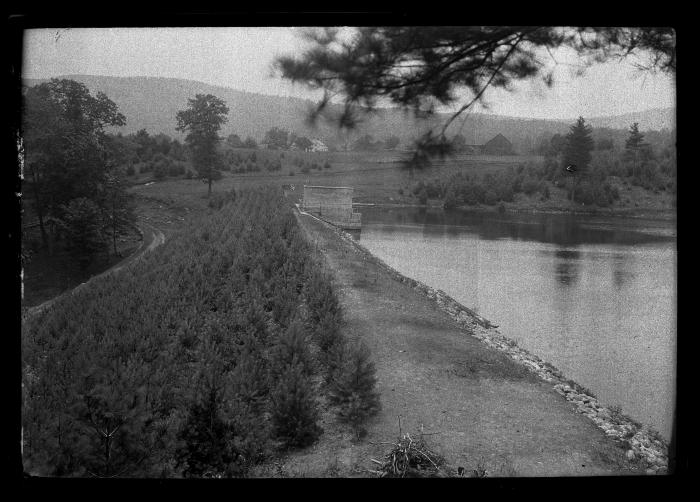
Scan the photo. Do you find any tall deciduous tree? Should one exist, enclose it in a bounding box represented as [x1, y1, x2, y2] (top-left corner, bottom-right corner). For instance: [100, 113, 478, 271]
[176, 94, 229, 197]
[275, 27, 675, 168]
[23, 79, 126, 252]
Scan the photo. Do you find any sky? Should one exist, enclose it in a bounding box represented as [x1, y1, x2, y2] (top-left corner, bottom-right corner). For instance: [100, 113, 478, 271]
[22, 27, 676, 120]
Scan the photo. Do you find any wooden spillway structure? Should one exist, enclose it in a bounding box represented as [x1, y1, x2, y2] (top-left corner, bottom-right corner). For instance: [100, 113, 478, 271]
[301, 185, 361, 230]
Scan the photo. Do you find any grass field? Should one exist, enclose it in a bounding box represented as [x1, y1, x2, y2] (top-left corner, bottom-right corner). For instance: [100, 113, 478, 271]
[128, 148, 675, 217]
[128, 149, 542, 206]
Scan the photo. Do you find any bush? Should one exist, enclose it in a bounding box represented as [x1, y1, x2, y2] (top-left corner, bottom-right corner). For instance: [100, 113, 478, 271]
[289, 171, 295, 176]
[153, 159, 169, 179]
[540, 183, 550, 200]
[270, 320, 314, 380]
[125, 164, 135, 176]
[269, 362, 321, 448]
[443, 188, 458, 209]
[417, 187, 428, 205]
[169, 162, 186, 177]
[522, 177, 539, 196]
[176, 387, 235, 477]
[323, 161, 331, 169]
[327, 341, 380, 438]
[301, 166, 310, 174]
[483, 189, 499, 206]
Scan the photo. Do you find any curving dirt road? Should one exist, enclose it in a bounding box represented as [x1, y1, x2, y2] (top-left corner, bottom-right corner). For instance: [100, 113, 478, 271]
[22, 222, 165, 320]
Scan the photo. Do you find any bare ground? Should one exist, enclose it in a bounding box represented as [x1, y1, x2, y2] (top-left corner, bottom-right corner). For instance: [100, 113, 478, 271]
[254, 210, 642, 478]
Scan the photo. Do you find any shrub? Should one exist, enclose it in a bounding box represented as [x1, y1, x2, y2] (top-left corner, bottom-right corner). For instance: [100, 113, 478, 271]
[176, 387, 235, 477]
[443, 188, 458, 209]
[323, 161, 331, 169]
[483, 189, 499, 205]
[169, 161, 186, 177]
[270, 320, 314, 379]
[269, 362, 321, 448]
[153, 159, 169, 179]
[327, 341, 380, 438]
[289, 171, 295, 176]
[541, 183, 551, 200]
[125, 164, 135, 176]
[417, 187, 428, 205]
[522, 177, 539, 196]
[301, 166, 310, 174]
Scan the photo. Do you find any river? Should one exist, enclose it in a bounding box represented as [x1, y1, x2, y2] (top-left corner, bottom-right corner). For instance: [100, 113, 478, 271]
[355, 206, 677, 441]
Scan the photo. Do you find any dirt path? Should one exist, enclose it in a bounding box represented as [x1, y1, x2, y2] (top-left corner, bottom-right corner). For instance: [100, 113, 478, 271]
[22, 222, 165, 320]
[270, 211, 640, 477]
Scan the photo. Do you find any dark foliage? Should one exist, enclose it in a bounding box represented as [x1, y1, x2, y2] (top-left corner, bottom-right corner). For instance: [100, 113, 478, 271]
[275, 27, 674, 167]
[22, 187, 375, 477]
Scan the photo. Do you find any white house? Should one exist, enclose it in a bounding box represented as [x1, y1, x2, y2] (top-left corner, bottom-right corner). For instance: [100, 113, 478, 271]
[310, 138, 329, 152]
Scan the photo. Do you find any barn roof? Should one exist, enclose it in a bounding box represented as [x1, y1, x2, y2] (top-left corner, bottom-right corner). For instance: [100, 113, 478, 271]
[484, 133, 513, 148]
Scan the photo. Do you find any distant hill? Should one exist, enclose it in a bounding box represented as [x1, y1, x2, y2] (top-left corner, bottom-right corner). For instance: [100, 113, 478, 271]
[583, 108, 676, 132]
[22, 75, 675, 152]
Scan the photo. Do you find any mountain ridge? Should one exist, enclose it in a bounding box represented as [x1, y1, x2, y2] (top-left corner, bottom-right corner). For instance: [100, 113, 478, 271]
[23, 74, 675, 150]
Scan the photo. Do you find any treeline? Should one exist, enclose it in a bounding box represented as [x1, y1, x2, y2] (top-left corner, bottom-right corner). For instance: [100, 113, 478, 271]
[351, 134, 401, 151]
[219, 148, 333, 176]
[22, 187, 379, 477]
[417, 119, 676, 209]
[107, 129, 191, 179]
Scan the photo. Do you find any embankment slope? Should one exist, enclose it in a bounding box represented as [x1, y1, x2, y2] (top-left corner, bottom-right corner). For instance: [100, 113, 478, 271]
[285, 211, 640, 477]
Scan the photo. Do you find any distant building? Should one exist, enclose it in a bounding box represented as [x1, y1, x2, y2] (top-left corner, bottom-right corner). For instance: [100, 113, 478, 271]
[482, 133, 515, 155]
[310, 138, 329, 152]
[301, 185, 361, 229]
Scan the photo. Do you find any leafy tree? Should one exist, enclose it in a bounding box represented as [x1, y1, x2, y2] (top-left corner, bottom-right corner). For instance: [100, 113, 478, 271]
[596, 138, 615, 151]
[99, 173, 136, 256]
[263, 127, 289, 150]
[22, 79, 126, 251]
[384, 135, 401, 150]
[275, 27, 675, 168]
[243, 136, 258, 149]
[293, 135, 313, 151]
[226, 133, 244, 148]
[549, 134, 567, 158]
[55, 197, 107, 268]
[176, 94, 229, 197]
[352, 134, 379, 151]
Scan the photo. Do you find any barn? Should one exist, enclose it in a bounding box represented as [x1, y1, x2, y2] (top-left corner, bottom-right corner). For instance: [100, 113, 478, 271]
[482, 133, 515, 155]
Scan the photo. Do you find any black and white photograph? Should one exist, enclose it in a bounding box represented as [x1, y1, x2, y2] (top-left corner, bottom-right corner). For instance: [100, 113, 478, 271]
[14, 20, 678, 479]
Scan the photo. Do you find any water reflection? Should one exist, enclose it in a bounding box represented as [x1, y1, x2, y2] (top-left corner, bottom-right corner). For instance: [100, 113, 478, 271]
[358, 207, 675, 247]
[357, 206, 676, 440]
[553, 249, 581, 286]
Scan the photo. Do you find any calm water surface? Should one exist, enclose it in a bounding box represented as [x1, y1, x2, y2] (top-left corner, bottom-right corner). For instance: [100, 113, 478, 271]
[356, 207, 676, 440]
